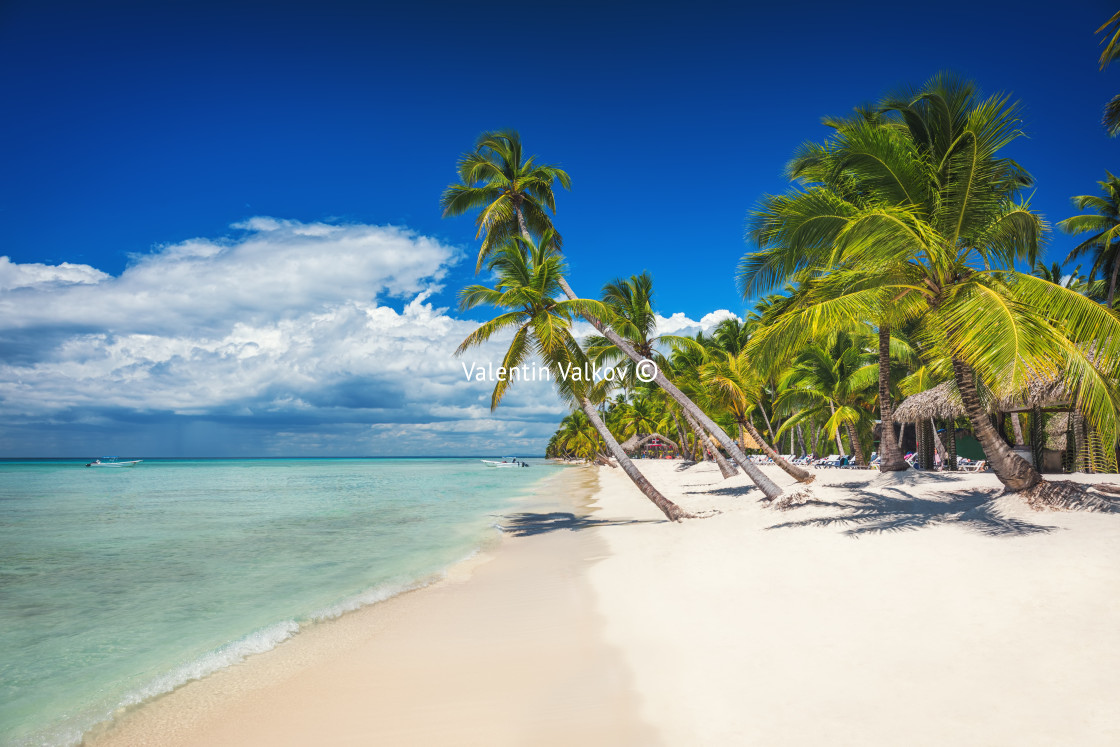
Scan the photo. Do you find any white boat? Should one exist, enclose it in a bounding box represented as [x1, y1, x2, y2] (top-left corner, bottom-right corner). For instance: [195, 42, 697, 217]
[86, 457, 143, 467]
[481, 457, 528, 468]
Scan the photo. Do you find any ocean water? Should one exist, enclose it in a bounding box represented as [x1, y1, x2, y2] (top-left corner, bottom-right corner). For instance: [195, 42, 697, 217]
[0, 457, 553, 746]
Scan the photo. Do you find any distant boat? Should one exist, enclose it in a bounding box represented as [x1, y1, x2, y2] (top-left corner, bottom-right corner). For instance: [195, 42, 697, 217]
[481, 457, 528, 468]
[85, 457, 142, 468]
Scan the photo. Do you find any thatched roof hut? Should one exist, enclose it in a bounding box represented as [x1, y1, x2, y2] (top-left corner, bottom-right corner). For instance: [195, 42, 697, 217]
[894, 374, 1070, 424]
[621, 432, 682, 455]
[893, 381, 968, 422]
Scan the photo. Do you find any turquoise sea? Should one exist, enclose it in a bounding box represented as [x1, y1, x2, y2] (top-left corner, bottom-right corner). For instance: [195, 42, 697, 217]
[0, 457, 553, 746]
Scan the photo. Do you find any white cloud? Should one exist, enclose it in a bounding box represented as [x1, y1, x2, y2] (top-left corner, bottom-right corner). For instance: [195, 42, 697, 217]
[0, 219, 734, 456]
[0, 256, 109, 291]
[654, 309, 740, 336]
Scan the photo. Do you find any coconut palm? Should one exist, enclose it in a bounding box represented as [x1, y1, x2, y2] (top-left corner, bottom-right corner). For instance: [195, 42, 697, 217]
[550, 410, 601, 461]
[585, 272, 698, 387]
[742, 73, 1120, 508]
[1096, 10, 1120, 135]
[775, 333, 879, 466]
[440, 130, 571, 270]
[443, 131, 785, 500]
[1058, 172, 1120, 308]
[456, 231, 690, 521]
[701, 350, 816, 480]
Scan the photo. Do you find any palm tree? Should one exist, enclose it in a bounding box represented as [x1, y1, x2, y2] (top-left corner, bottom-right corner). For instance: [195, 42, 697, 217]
[455, 231, 690, 521]
[443, 131, 785, 500]
[776, 333, 879, 466]
[440, 130, 571, 270]
[742, 74, 1120, 508]
[1096, 10, 1120, 136]
[700, 342, 815, 483]
[585, 273, 696, 386]
[1058, 172, 1120, 308]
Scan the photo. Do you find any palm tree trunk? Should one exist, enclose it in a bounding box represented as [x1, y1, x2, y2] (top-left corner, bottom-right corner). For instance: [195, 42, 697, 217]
[1010, 412, 1025, 447]
[510, 203, 783, 499]
[796, 425, 808, 458]
[877, 325, 908, 471]
[740, 419, 815, 483]
[829, 401, 846, 456]
[669, 410, 691, 461]
[576, 396, 688, 521]
[844, 422, 866, 466]
[758, 404, 776, 444]
[1109, 256, 1119, 309]
[684, 411, 737, 478]
[555, 277, 784, 501]
[810, 424, 819, 458]
[951, 359, 1042, 491]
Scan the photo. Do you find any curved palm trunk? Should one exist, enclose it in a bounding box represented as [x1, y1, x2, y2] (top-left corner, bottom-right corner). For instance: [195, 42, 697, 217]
[577, 396, 688, 521]
[951, 359, 1041, 491]
[556, 277, 783, 501]
[740, 419, 815, 484]
[877, 325, 908, 471]
[844, 422, 866, 466]
[513, 205, 779, 501]
[684, 411, 737, 478]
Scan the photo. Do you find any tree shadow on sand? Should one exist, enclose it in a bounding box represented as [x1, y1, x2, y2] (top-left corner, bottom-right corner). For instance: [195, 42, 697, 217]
[684, 484, 757, 498]
[767, 486, 1057, 537]
[495, 511, 661, 536]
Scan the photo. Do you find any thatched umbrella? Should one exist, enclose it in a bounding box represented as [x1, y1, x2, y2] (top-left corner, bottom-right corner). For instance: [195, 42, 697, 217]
[893, 381, 967, 422]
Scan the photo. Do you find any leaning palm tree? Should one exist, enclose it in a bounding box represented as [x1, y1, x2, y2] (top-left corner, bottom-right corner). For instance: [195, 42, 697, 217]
[1058, 172, 1120, 308]
[743, 73, 1120, 509]
[443, 130, 785, 500]
[456, 231, 690, 521]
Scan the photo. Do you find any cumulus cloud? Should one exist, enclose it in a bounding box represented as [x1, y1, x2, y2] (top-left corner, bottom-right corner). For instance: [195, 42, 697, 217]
[0, 219, 736, 456]
[0, 256, 109, 290]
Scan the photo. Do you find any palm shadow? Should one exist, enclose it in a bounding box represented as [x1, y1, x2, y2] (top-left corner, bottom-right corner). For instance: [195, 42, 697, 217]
[495, 511, 661, 536]
[685, 484, 757, 498]
[766, 487, 1057, 537]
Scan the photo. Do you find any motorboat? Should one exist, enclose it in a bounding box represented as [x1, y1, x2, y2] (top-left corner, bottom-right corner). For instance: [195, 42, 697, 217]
[481, 457, 529, 468]
[85, 457, 143, 467]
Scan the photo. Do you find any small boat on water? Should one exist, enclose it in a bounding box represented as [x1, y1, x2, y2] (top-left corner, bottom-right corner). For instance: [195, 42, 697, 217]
[85, 457, 143, 468]
[481, 457, 529, 468]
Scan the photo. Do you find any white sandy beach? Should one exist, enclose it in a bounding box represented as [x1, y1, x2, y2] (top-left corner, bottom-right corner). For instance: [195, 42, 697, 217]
[590, 460, 1120, 746]
[87, 460, 1120, 746]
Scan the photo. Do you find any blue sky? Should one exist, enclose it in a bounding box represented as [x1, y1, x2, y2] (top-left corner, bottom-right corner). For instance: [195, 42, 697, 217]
[1, 0, 1116, 457]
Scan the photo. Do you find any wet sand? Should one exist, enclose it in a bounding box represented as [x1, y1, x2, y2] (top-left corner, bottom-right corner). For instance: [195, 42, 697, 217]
[87, 466, 658, 746]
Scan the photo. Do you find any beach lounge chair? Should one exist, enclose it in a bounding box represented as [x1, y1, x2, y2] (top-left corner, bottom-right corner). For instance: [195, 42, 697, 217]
[961, 460, 987, 472]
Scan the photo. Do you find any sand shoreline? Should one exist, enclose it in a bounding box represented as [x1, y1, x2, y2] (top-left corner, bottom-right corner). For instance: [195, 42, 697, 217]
[83, 459, 1120, 746]
[86, 464, 657, 746]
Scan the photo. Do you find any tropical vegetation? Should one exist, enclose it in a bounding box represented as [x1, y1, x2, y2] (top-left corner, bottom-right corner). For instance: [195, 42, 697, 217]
[449, 72, 1120, 518]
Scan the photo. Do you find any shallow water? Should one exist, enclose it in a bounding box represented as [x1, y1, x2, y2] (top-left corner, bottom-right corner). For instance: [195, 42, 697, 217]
[0, 457, 551, 746]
